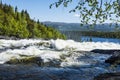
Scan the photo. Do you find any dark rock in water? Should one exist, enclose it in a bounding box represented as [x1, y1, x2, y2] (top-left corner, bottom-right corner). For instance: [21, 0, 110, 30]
[105, 51, 120, 65]
[5, 57, 61, 67]
[91, 49, 120, 65]
[94, 72, 120, 80]
[5, 57, 43, 66]
[91, 49, 120, 54]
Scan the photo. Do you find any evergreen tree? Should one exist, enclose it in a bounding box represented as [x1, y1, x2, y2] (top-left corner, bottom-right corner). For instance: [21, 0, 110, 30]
[0, 3, 66, 39]
[15, 6, 17, 13]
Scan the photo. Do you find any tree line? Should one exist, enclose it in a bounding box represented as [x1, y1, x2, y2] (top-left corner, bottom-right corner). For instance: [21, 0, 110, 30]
[0, 2, 66, 39]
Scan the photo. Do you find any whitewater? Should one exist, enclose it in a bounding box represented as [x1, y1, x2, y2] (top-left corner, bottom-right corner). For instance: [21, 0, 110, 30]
[0, 39, 120, 64]
[0, 39, 120, 80]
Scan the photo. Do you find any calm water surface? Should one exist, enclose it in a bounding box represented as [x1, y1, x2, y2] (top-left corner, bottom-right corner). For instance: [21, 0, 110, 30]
[81, 36, 120, 43]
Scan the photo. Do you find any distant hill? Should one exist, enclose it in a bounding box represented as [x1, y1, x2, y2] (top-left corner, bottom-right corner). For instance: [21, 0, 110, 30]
[0, 2, 65, 39]
[43, 21, 120, 32]
[43, 21, 120, 41]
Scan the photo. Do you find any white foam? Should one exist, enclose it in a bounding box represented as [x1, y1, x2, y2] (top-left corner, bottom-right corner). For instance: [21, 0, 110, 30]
[0, 39, 119, 65]
[39, 51, 62, 62]
[61, 61, 89, 67]
[0, 46, 63, 63]
[51, 39, 120, 51]
[0, 39, 42, 49]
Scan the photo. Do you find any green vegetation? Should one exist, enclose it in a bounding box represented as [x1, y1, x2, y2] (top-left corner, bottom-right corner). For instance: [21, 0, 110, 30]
[51, 0, 120, 24]
[0, 2, 66, 39]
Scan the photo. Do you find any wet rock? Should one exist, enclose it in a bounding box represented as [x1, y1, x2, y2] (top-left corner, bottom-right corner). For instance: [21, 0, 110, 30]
[5, 56, 62, 67]
[91, 49, 120, 65]
[94, 72, 120, 80]
[91, 49, 120, 54]
[105, 51, 120, 65]
[5, 57, 43, 66]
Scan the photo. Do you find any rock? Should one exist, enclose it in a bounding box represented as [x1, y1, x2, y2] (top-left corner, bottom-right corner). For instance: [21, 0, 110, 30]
[5, 56, 43, 66]
[91, 49, 120, 54]
[91, 49, 120, 65]
[105, 51, 120, 65]
[94, 72, 120, 80]
[5, 56, 61, 67]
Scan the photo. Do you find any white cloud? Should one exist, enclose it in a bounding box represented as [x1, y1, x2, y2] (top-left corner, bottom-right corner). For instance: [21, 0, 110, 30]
[74, 14, 80, 17]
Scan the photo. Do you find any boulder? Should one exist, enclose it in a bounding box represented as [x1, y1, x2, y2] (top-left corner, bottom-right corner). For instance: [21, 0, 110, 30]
[105, 51, 120, 65]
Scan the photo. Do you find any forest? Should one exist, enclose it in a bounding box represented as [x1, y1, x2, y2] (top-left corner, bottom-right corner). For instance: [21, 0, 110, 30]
[0, 2, 66, 39]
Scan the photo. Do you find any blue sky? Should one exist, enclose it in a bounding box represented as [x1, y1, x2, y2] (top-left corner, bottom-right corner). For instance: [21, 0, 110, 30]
[2, 0, 81, 23]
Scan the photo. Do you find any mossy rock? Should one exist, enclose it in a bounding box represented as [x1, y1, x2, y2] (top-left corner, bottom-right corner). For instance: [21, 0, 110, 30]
[5, 57, 43, 66]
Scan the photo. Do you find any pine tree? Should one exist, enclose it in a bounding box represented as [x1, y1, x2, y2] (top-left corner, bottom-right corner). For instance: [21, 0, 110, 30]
[15, 6, 17, 13]
[0, 2, 66, 39]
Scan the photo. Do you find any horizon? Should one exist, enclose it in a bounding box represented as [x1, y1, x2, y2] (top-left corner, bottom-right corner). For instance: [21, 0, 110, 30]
[42, 21, 120, 25]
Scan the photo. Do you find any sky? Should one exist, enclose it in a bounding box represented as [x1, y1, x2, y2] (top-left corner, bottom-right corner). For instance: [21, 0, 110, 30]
[2, 0, 81, 23]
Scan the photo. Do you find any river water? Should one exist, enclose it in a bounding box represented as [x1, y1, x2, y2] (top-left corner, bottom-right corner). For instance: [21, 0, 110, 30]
[0, 39, 120, 80]
[81, 36, 120, 43]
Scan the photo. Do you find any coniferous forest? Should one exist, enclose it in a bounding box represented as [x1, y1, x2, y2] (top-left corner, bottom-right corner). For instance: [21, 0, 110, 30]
[0, 2, 66, 39]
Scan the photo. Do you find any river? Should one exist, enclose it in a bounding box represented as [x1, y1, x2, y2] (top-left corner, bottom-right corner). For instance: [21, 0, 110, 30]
[0, 39, 120, 80]
[81, 36, 120, 43]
